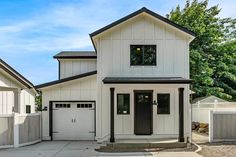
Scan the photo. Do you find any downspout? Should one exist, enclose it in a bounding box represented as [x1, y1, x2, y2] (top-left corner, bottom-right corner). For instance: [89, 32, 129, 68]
[190, 84, 193, 143]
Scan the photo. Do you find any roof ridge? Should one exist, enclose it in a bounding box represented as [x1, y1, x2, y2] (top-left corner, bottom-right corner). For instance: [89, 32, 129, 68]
[90, 7, 196, 37]
[0, 58, 35, 89]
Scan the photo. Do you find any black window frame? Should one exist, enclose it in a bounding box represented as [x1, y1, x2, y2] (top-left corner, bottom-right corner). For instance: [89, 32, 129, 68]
[130, 45, 157, 66]
[157, 93, 170, 114]
[26, 105, 31, 114]
[117, 94, 130, 115]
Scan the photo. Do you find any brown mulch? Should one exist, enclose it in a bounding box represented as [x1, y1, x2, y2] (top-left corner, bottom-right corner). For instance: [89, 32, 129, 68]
[96, 144, 198, 152]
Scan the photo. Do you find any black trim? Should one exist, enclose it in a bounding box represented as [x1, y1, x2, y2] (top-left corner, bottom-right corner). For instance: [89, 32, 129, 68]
[49, 100, 96, 141]
[117, 93, 130, 115]
[178, 88, 184, 142]
[0, 59, 34, 89]
[90, 7, 196, 38]
[36, 71, 97, 89]
[157, 93, 170, 114]
[130, 45, 157, 66]
[58, 60, 61, 80]
[53, 51, 97, 59]
[49, 101, 53, 140]
[134, 90, 153, 135]
[55, 56, 97, 59]
[90, 36, 97, 53]
[103, 77, 192, 84]
[110, 88, 115, 142]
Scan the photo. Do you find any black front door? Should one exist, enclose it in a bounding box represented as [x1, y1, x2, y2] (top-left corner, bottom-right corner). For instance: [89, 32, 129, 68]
[134, 91, 153, 135]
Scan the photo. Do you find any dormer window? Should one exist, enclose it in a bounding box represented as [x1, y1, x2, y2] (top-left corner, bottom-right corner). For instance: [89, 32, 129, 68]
[130, 45, 156, 66]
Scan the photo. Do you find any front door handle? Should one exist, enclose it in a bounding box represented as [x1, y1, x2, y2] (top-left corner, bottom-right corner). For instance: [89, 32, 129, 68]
[74, 119, 76, 123]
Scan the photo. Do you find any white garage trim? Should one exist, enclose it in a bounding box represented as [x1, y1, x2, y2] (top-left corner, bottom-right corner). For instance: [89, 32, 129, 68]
[49, 100, 96, 141]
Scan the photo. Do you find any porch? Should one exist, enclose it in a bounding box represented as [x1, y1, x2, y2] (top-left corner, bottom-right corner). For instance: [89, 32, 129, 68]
[102, 77, 192, 143]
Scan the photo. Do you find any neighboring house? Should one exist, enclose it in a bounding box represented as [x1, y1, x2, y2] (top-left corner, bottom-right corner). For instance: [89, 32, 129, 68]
[0, 59, 40, 148]
[192, 95, 236, 124]
[192, 95, 228, 104]
[36, 7, 195, 142]
[0, 59, 37, 114]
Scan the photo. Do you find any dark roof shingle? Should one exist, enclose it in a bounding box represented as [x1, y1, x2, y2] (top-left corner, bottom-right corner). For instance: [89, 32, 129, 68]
[36, 71, 97, 89]
[54, 51, 97, 59]
[0, 59, 35, 89]
[90, 7, 196, 38]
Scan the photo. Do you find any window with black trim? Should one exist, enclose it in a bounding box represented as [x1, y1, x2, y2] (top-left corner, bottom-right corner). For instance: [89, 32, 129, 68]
[26, 105, 31, 114]
[130, 45, 156, 66]
[117, 94, 130, 114]
[157, 94, 170, 114]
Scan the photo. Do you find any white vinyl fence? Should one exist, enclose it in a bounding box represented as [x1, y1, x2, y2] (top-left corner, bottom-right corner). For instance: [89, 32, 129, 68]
[209, 111, 236, 142]
[0, 113, 41, 148]
[193, 102, 236, 123]
[0, 115, 14, 148]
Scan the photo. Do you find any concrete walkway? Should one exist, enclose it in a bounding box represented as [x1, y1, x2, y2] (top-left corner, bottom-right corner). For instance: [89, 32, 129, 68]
[0, 141, 202, 157]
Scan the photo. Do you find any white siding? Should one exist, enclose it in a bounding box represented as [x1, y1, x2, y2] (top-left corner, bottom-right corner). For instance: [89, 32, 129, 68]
[41, 75, 97, 140]
[0, 72, 35, 114]
[20, 89, 35, 114]
[60, 59, 96, 79]
[95, 14, 191, 141]
[96, 15, 189, 78]
[41, 13, 192, 142]
[97, 84, 190, 141]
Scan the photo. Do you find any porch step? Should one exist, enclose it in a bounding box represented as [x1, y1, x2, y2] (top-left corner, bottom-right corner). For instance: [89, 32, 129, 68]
[106, 142, 187, 149]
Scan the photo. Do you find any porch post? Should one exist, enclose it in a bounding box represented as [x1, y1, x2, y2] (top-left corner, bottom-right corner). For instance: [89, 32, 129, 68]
[178, 88, 184, 142]
[13, 89, 21, 113]
[110, 87, 115, 142]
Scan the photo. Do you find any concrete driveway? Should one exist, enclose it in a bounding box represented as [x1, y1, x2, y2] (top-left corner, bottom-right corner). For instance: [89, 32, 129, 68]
[0, 141, 202, 157]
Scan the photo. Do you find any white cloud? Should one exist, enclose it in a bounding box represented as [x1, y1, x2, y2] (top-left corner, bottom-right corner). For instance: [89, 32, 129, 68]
[1, 0, 235, 84]
[0, 1, 122, 54]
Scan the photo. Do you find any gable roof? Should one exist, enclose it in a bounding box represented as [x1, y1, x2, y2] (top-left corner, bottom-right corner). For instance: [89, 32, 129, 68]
[35, 70, 97, 89]
[54, 51, 97, 59]
[90, 7, 196, 38]
[192, 95, 228, 104]
[0, 59, 36, 92]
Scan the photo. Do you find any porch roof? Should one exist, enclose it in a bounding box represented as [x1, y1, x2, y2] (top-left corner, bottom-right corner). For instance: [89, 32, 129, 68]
[103, 77, 192, 84]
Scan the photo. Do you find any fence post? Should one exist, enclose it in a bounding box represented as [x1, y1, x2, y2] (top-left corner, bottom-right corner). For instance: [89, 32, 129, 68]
[209, 110, 213, 142]
[13, 113, 19, 148]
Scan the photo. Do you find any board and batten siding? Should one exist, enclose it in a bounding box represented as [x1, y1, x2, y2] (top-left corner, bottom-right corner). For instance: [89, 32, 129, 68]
[41, 75, 97, 140]
[96, 84, 190, 141]
[94, 14, 191, 140]
[59, 59, 97, 79]
[96, 15, 190, 78]
[0, 72, 35, 114]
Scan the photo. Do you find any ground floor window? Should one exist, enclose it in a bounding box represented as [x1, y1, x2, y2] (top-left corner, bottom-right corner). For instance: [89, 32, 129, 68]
[157, 93, 170, 114]
[117, 94, 130, 114]
[26, 105, 31, 114]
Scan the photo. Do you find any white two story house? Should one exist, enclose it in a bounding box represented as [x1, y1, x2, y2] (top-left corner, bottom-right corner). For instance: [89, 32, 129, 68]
[36, 7, 195, 143]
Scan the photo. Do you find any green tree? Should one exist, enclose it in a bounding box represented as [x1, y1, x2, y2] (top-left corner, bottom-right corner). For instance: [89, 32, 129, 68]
[35, 92, 42, 111]
[167, 0, 236, 101]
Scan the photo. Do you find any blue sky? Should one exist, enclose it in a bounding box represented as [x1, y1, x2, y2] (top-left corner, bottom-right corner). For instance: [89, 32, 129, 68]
[0, 0, 235, 85]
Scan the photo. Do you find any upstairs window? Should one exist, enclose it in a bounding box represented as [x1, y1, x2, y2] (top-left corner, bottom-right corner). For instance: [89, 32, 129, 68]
[157, 94, 170, 114]
[130, 45, 156, 66]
